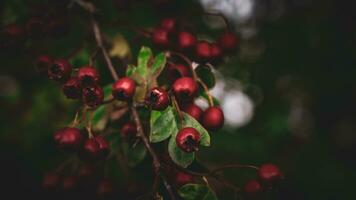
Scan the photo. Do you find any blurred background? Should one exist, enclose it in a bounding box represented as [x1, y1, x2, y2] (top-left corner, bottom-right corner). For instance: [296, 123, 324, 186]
[0, 0, 355, 199]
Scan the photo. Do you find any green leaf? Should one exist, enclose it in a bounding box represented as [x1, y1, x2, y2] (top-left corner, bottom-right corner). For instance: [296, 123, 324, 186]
[69, 48, 90, 67]
[182, 113, 211, 147]
[195, 66, 215, 89]
[150, 52, 166, 78]
[178, 184, 218, 200]
[137, 46, 153, 77]
[168, 134, 195, 168]
[150, 107, 178, 143]
[103, 84, 113, 100]
[122, 141, 147, 167]
[126, 64, 137, 77]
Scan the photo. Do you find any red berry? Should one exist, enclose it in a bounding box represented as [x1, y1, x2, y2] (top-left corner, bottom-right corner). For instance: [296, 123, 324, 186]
[160, 18, 176, 32]
[195, 41, 211, 62]
[1, 23, 25, 47]
[167, 63, 191, 83]
[42, 173, 60, 190]
[145, 87, 170, 111]
[177, 31, 196, 51]
[244, 180, 262, 193]
[96, 179, 114, 198]
[152, 28, 170, 48]
[62, 77, 82, 99]
[176, 127, 201, 152]
[120, 122, 137, 137]
[218, 32, 238, 53]
[26, 17, 46, 39]
[258, 163, 282, 183]
[174, 171, 193, 187]
[172, 77, 198, 103]
[48, 59, 72, 82]
[181, 103, 203, 122]
[201, 106, 224, 131]
[82, 85, 104, 107]
[78, 66, 100, 87]
[81, 136, 110, 161]
[62, 176, 77, 190]
[53, 127, 83, 151]
[34, 55, 52, 76]
[210, 43, 223, 64]
[112, 77, 136, 101]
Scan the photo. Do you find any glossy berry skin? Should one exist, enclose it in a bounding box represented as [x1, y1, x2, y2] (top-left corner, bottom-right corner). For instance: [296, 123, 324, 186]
[152, 28, 170, 48]
[48, 59, 72, 82]
[176, 127, 201, 152]
[218, 32, 238, 53]
[26, 17, 46, 39]
[78, 66, 100, 87]
[160, 18, 176, 32]
[62, 176, 77, 190]
[82, 86, 104, 107]
[172, 77, 198, 103]
[62, 77, 82, 99]
[34, 55, 52, 76]
[195, 41, 211, 62]
[258, 163, 282, 183]
[177, 31, 196, 51]
[175, 171, 194, 187]
[53, 127, 83, 151]
[112, 77, 136, 101]
[145, 87, 170, 111]
[201, 106, 224, 131]
[167, 63, 191, 83]
[181, 103, 203, 122]
[42, 173, 60, 190]
[244, 180, 262, 193]
[120, 122, 137, 137]
[81, 136, 110, 162]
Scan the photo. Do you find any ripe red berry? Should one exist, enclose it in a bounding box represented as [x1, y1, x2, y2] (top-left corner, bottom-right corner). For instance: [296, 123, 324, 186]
[62, 176, 77, 190]
[1, 23, 25, 48]
[218, 32, 238, 53]
[53, 127, 83, 151]
[82, 85, 104, 107]
[120, 122, 137, 137]
[195, 41, 211, 62]
[26, 17, 46, 39]
[172, 77, 198, 103]
[160, 18, 176, 32]
[96, 179, 114, 198]
[174, 171, 194, 187]
[112, 77, 136, 101]
[152, 28, 170, 48]
[42, 173, 60, 190]
[62, 77, 82, 99]
[176, 127, 201, 152]
[177, 31, 196, 51]
[201, 106, 224, 131]
[258, 163, 283, 183]
[81, 136, 110, 161]
[34, 55, 52, 76]
[48, 59, 72, 82]
[145, 87, 170, 111]
[77, 66, 100, 87]
[244, 180, 262, 194]
[181, 103, 203, 122]
[167, 63, 191, 83]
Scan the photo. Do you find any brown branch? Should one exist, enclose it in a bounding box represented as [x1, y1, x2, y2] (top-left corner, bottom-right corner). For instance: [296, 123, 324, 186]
[131, 106, 176, 200]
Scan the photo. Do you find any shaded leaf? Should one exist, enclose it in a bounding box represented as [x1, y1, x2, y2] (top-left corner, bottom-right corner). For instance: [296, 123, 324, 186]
[178, 184, 218, 200]
[137, 46, 152, 78]
[150, 107, 178, 143]
[109, 33, 131, 59]
[150, 52, 166, 78]
[195, 66, 215, 89]
[122, 141, 147, 167]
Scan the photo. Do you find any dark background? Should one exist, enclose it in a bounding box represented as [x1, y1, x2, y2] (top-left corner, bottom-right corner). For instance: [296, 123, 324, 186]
[0, 0, 355, 199]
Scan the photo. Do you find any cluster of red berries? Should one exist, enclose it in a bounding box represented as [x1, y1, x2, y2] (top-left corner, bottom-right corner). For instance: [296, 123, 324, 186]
[152, 18, 239, 65]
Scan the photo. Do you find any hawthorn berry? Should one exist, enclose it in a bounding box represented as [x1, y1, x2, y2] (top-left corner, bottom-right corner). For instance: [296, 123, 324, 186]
[172, 77, 198, 103]
[34, 55, 52, 76]
[62, 77, 82, 99]
[181, 103, 203, 122]
[176, 127, 201, 152]
[174, 171, 194, 187]
[152, 28, 170, 48]
[160, 18, 177, 32]
[244, 180, 262, 194]
[120, 121, 137, 137]
[195, 41, 211, 62]
[218, 32, 238, 53]
[42, 172, 60, 190]
[112, 77, 136, 101]
[210, 43, 223, 64]
[82, 85, 104, 107]
[53, 127, 83, 151]
[145, 87, 170, 111]
[167, 63, 191, 83]
[81, 136, 110, 162]
[177, 31, 196, 52]
[26, 16, 46, 39]
[258, 163, 283, 183]
[48, 59, 72, 82]
[78, 66, 100, 87]
[201, 106, 224, 131]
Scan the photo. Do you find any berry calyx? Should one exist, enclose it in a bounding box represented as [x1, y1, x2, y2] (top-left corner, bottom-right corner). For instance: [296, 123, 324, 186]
[218, 32, 238, 53]
[82, 85, 104, 107]
[152, 28, 170, 48]
[167, 63, 191, 83]
[62, 77, 82, 99]
[34, 55, 52, 76]
[112, 77, 136, 101]
[201, 106, 224, 131]
[176, 127, 201, 152]
[244, 180, 262, 194]
[174, 171, 194, 187]
[145, 87, 170, 111]
[48, 59, 72, 82]
[181, 103, 203, 122]
[53, 127, 83, 151]
[258, 163, 283, 183]
[81, 136, 110, 162]
[177, 31, 196, 51]
[120, 122, 137, 138]
[77, 66, 100, 87]
[172, 77, 198, 103]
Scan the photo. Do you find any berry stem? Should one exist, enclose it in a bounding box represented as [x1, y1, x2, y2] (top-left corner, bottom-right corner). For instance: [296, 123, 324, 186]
[171, 95, 183, 121]
[70, 110, 80, 127]
[197, 79, 214, 106]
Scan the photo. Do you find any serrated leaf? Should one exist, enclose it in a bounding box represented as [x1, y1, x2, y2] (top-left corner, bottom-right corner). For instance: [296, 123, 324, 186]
[122, 141, 147, 167]
[150, 52, 166, 78]
[182, 112, 210, 146]
[150, 107, 178, 143]
[137, 46, 152, 78]
[195, 66, 215, 89]
[168, 135, 195, 168]
[178, 184, 218, 200]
